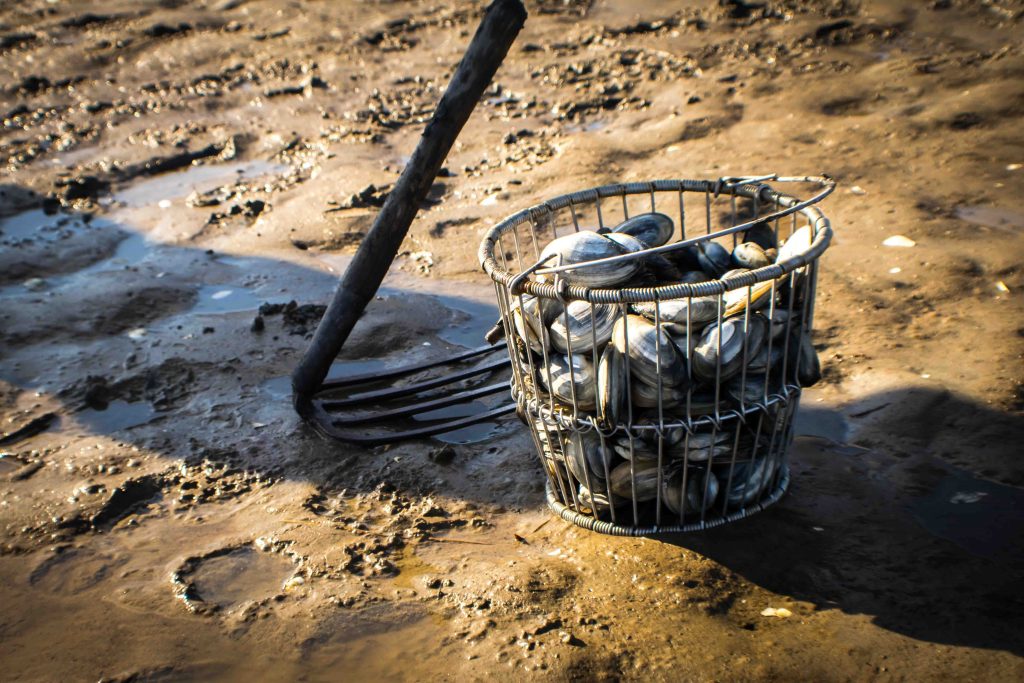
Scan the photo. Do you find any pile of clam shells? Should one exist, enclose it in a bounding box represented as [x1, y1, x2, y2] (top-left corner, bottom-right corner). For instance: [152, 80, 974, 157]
[508, 212, 822, 522]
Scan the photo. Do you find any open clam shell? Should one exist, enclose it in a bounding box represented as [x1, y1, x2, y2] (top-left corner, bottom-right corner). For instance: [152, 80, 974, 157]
[540, 353, 598, 410]
[611, 314, 688, 388]
[549, 300, 618, 355]
[611, 212, 674, 248]
[692, 313, 768, 383]
[540, 230, 640, 287]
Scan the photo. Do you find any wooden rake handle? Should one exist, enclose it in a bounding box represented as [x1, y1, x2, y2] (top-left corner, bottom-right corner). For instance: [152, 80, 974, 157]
[292, 0, 528, 411]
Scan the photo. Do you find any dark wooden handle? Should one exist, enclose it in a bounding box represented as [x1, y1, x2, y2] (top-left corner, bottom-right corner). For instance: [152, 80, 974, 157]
[292, 0, 527, 407]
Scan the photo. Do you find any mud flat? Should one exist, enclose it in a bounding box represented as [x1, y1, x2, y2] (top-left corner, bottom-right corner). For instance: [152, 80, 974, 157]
[1, 0, 1023, 680]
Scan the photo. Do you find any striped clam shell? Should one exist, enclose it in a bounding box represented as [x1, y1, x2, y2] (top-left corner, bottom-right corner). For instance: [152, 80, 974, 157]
[609, 460, 662, 502]
[539, 230, 641, 287]
[511, 295, 562, 354]
[631, 378, 688, 409]
[549, 300, 618, 355]
[578, 485, 627, 515]
[565, 431, 614, 485]
[634, 296, 719, 334]
[540, 353, 597, 410]
[662, 468, 719, 516]
[692, 313, 768, 383]
[611, 314, 688, 389]
[721, 457, 772, 507]
[610, 212, 675, 248]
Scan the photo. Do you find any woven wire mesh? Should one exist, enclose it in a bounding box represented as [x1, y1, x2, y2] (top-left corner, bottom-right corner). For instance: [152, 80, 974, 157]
[479, 177, 833, 535]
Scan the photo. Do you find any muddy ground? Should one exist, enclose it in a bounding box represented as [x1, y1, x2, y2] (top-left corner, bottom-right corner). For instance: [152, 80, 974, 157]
[1, 0, 1023, 680]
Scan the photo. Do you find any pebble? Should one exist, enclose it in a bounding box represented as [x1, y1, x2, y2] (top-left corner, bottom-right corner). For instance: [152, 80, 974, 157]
[882, 235, 915, 248]
[760, 607, 792, 618]
[849, 185, 867, 195]
[23, 277, 46, 291]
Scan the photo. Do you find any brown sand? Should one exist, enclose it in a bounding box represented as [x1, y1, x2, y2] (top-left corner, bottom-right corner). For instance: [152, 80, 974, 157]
[1, 0, 1023, 680]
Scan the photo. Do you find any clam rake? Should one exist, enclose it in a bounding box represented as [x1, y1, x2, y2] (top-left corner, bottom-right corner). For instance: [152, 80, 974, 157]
[301, 342, 516, 446]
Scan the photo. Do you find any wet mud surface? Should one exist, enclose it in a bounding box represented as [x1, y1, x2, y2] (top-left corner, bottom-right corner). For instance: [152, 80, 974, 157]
[1, 0, 1023, 680]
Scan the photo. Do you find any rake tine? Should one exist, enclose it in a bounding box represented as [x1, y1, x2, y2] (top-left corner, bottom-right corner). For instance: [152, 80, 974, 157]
[319, 403, 517, 445]
[323, 382, 508, 426]
[320, 343, 504, 390]
[317, 357, 509, 409]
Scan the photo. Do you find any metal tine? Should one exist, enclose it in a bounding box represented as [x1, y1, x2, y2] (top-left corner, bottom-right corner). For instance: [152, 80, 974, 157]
[654, 297, 664, 528]
[319, 403, 517, 446]
[319, 343, 503, 390]
[327, 382, 508, 426]
[319, 357, 508, 409]
[619, 304, 639, 527]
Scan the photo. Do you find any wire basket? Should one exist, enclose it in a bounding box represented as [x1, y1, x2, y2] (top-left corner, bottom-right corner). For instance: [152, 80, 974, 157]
[479, 175, 834, 535]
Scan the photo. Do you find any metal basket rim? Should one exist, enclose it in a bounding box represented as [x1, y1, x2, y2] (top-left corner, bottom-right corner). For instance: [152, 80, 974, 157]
[479, 176, 834, 304]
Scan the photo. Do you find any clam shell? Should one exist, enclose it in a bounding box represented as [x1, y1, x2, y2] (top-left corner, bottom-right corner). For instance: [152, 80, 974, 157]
[662, 469, 719, 516]
[746, 342, 783, 374]
[540, 230, 640, 287]
[696, 241, 731, 277]
[604, 232, 645, 254]
[732, 242, 772, 270]
[635, 296, 719, 334]
[743, 221, 778, 250]
[565, 431, 614, 485]
[723, 269, 774, 316]
[578, 485, 627, 515]
[721, 457, 771, 507]
[511, 295, 562, 354]
[776, 225, 813, 263]
[540, 353, 597, 409]
[611, 212, 674, 248]
[609, 460, 662, 501]
[791, 329, 821, 387]
[611, 314, 688, 388]
[549, 300, 618, 355]
[631, 378, 688, 409]
[597, 345, 624, 424]
[692, 314, 768, 383]
[612, 435, 660, 462]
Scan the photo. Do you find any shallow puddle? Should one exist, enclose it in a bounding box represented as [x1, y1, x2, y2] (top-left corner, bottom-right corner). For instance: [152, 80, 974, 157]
[77, 400, 157, 434]
[414, 400, 502, 444]
[955, 205, 1024, 232]
[114, 160, 287, 208]
[0, 209, 114, 247]
[189, 285, 263, 315]
[189, 546, 295, 610]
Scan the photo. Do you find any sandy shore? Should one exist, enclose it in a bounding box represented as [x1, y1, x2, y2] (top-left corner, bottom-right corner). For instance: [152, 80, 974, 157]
[1, 0, 1023, 680]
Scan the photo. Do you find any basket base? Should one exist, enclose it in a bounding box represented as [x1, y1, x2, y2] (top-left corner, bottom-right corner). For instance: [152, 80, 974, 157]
[544, 467, 790, 536]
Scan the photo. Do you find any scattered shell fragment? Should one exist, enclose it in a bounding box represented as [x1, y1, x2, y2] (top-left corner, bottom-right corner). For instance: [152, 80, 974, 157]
[882, 235, 915, 248]
[760, 607, 792, 618]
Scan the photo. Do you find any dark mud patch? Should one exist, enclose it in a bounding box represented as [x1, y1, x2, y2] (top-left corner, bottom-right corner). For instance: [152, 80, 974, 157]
[91, 474, 165, 529]
[78, 400, 157, 435]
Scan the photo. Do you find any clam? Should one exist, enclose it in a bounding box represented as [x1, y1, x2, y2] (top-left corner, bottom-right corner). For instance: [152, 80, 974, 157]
[609, 460, 662, 502]
[565, 431, 614, 484]
[634, 296, 719, 335]
[725, 373, 769, 405]
[746, 342, 783, 374]
[611, 212, 674, 248]
[743, 221, 777, 250]
[692, 313, 768, 383]
[679, 270, 710, 284]
[612, 435, 660, 462]
[597, 345, 624, 424]
[721, 457, 770, 507]
[643, 253, 686, 283]
[510, 295, 562, 354]
[776, 225, 813, 263]
[732, 242, 772, 270]
[672, 430, 733, 462]
[578, 485, 627, 515]
[549, 300, 618, 355]
[540, 353, 597, 409]
[722, 269, 774, 316]
[604, 232, 645, 254]
[696, 241, 731, 278]
[631, 378, 688, 409]
[540, 230, 641, 287]
[662, 469, 719, 516]
[611, 314, 688, 388]
[790, 329, 821, 387]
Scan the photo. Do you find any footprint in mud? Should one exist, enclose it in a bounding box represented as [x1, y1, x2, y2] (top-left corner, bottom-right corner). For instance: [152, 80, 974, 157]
[172, 544, 297, 614]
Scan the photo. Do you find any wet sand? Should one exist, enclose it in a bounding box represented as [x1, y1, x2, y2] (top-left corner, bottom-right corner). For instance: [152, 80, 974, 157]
[1, 0, 1023, 680]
